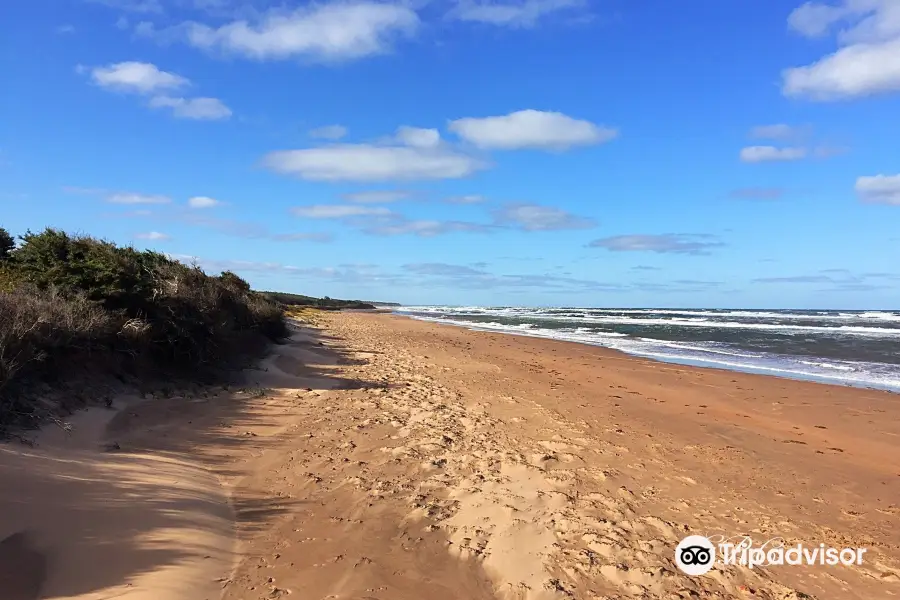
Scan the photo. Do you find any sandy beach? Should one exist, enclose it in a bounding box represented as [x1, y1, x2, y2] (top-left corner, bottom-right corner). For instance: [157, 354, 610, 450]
[1, 310, 898, 600]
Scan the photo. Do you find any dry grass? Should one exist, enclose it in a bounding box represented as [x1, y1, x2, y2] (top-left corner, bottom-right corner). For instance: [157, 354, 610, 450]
[0, 227, 289, 433]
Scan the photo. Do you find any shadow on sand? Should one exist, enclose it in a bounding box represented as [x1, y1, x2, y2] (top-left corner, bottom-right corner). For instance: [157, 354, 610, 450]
[0, 323, 397, 600]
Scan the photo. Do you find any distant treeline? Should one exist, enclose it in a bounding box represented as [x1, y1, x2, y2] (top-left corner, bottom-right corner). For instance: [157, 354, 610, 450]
[260, 291, 398, 311]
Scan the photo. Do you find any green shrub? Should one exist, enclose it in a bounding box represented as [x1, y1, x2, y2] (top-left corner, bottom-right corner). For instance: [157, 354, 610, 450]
[0, 226, 288, 432]
[0, 227, 13, 259]
[260, 290, 376, 310]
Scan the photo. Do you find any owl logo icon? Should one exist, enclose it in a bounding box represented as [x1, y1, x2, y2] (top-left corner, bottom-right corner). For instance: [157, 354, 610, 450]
[675, 535, 716, 576]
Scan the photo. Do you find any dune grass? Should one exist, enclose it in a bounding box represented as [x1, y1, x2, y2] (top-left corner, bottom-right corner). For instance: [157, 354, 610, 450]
[0, 227, 289, 434]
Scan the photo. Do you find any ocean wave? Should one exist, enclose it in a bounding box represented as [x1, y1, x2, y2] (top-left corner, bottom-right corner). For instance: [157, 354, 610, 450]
[403, 306, 900, 323]
[399, 309, 900, 337]
[399, 313, 900, 392]
[857, 311, 900, 322]
[800, 360, 855, 372]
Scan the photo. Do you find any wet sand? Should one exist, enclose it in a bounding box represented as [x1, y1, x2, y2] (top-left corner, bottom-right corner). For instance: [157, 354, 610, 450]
[1, 311, 898, 600]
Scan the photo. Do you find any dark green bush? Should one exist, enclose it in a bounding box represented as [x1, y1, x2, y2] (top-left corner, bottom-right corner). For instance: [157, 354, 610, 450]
[0, 227, 288, 432]
[0, 227, 13, 259]
[260, 290, 376, 310]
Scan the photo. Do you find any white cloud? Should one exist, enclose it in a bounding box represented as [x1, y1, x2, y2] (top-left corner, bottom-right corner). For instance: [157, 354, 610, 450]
[492, 203, 595, 231]
[856, 174, 900, 204]
[739, 146, 807, 163]
[149, 95, 232, 119]
[784, 1, 900, 100]
[174, 3, 419, 61]
[85, 62, 231, 120]
[309, 125, 348, 140]
[56, 24, 76, 34]
[789, 0, 900, 44]
[788, 1, 848, 37]
[86, 0, 162, 13]
[187, 195, 222, 208]
[448, 109, 617, 150]
[394, 126, 441, 148]
[135, 231, 171, 240]
[449, 0, 583, 28]
[445, 194, 486, 204]
[361, 217, 489, 237]
[89, 61, 188, 94]
[291, 204, 392, 218]
[750, 124, 806, 139]
[262, 144, 487, 182]
[589, 234, 724, 255]
[341, 190, 412, 203]
[107, 192, 172, 204]
[783, 38, 900, 99]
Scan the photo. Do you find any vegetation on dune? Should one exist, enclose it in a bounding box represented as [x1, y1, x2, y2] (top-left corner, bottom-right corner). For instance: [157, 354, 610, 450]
[260, 291, 380, 310]
[0, 226, 289, 434]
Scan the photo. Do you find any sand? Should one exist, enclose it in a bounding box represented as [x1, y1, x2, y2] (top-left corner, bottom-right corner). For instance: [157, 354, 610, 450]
[1, 312, 898, 600]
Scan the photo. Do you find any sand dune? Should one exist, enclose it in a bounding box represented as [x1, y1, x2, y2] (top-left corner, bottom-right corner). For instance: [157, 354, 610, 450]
[0, 405, 234, 600]
[1, 313, 898, 600]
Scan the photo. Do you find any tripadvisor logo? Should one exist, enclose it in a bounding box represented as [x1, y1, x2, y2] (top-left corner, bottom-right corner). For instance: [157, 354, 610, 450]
[675, 535, 716, 576]
[675, 535, 868, 576]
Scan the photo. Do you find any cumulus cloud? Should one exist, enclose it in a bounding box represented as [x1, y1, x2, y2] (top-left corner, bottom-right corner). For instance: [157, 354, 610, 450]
[394, 126, 441, 148]
[163, 2, 419, 62]
[589, 234, 724, 255]
[784, 1, 900, 100]
[149, 95, 232, 120]
[739, 146, 807, 162]
[84, 61, 230, 119]
[856, 174, 900, 204]
[492, 203, 595, 231]
[291, 204, 392, 218]
[341, 190, 413, 203]
[783, 39, 900, 99]
[449, 0, 584, 27]
[88, 61, 188, 94]
[309, 125, 348, 140]
[135, 231, 171, 240]
[187, 195, 221, 208]
[262, 144, 487, 182]
[449, 109, 617, 150]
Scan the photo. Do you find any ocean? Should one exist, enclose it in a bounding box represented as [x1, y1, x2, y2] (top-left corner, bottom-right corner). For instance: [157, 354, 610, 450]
[393, 307, 900, 393]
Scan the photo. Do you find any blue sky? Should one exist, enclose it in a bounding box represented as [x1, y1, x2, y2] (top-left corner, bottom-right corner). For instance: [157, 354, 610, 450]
[2, 0, 899, 308]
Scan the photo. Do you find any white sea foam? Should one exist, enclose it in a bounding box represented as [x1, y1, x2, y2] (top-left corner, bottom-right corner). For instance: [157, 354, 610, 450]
[405, 306, 900, 322]
[396, 308, 900, 393]
[399, 307, 900, 337]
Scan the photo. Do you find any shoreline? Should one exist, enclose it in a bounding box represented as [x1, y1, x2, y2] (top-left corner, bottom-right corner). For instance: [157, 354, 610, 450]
[394, 310, 900, 394]
[2, 311, 897, 600]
